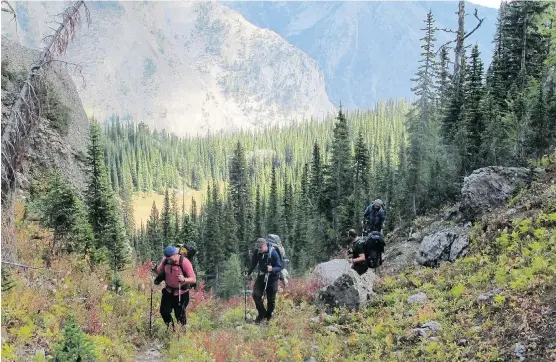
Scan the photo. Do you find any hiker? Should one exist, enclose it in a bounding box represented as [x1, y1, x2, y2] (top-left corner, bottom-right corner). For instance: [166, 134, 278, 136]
[155, 245, 196, 331]
[245, 237, 283, 324]
[363, 199, 386, 235]
[347, 229, 368, 275]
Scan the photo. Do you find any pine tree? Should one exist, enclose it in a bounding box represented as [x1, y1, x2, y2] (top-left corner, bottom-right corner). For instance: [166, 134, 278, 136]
[254, 184, 263, 237]
[407, 10, 438, 216]
[266, 164, 280, 234]
[171, 189, 179, 242]
[228, 141, 250, 258]
[146, 201, 161, 261]
[309, 142, 323, 211]
[322, 106, 353, 250]
[85, 120, 129, 268]
[464, 45, 485, 170]
[530, 82, 551, 157]
[161, 188, 171, 246]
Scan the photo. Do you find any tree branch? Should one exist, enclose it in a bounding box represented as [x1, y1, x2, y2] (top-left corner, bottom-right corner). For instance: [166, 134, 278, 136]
[463, 8, 485, 41]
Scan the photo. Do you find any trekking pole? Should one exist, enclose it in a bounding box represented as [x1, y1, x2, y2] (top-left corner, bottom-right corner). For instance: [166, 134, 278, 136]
[149, 269, 154, 338]
[244, 273, 248, 322]
[177, 282, 181, 340]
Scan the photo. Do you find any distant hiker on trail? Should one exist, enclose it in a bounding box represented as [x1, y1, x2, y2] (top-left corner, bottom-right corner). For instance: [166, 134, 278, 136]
[347, 229, 368, 275]
[155, 245, 196, 331]
[245, 237, 283, 324]
[363, 199, 386, 235]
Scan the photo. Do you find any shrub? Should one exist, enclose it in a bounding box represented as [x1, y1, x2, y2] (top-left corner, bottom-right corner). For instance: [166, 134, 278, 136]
[52, 315, 97, 362]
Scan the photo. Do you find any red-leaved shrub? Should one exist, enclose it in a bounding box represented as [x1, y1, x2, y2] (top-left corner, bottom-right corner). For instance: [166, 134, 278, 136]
[282, 277, 325, 304]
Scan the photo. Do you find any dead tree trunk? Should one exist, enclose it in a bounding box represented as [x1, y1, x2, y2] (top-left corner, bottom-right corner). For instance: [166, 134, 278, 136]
[453, 1, 465, 87]
[1, 0, 90, 263]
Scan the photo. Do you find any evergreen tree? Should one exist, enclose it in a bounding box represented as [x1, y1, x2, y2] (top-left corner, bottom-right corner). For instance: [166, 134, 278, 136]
[228, 141, 250, 258]
[146, 201, 161, 261]
[407, 10, 438, 216]
[322, 106, 353, 250]
[161, 188, 171, 246]
[266, 164, 280, 233]
[464, 45, 486, 170]
[85, 120, 129, 269]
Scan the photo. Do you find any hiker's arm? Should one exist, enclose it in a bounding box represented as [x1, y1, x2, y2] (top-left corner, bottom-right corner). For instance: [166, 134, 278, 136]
[353, 253, 366, 263]
[363, 206, 369, 218]
[180, 258, 196, 284]
[270, 250, 282, 273]
[155, 257, 166, 274]
[247, 252, 257, 275]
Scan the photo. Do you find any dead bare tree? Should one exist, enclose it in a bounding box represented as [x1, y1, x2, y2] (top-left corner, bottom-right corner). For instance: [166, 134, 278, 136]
[1, 0, 90, 263]
[436, 1, 485, 87]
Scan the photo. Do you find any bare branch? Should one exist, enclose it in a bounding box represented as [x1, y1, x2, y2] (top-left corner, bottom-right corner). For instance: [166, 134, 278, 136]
[1, 0, 17, 32]
[1, 260, 63, 273]
[463, 8, 485, 41]
[435, 27, 458, 34]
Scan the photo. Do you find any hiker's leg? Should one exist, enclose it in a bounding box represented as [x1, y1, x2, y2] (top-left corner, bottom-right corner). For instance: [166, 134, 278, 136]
[176, 291, 190, 326]
[159, 289, 174, 327]
[265, 278, 279, 320]
[252, 275, 266, 319]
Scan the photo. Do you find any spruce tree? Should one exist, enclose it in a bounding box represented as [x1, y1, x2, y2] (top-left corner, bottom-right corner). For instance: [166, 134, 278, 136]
[322, 106, 352, 250]
[464, 45, 485, 170]
[161, 188, 171, 246]
[266, 164, 280, 234]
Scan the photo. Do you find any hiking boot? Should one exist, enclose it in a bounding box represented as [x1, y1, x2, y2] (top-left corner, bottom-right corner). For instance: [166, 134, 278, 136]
[254, 315, 264, 324]
[265, 312, 273, 321]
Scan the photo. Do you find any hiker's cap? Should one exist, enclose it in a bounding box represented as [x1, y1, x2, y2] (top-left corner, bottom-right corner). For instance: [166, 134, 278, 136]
[163, 245, 178, 257]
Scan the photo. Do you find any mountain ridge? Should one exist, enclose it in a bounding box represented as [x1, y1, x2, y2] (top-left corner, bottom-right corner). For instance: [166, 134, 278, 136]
[1, 1, 335, 137]
[224, 1, 498, 109]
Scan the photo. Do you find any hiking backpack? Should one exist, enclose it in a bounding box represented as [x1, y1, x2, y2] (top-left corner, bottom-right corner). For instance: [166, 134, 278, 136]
[154, 244, 197, 288]
[363, 231, 385, 268]
[265, 234, 290, 286]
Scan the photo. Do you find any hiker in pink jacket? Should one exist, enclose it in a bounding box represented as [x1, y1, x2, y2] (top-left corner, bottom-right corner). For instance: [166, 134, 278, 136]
[156, 245, 196, 330]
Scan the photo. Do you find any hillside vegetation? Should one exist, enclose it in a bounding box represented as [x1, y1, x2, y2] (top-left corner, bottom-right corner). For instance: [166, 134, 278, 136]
[2, 1, 556, 361]
[2, 155, 555, 361]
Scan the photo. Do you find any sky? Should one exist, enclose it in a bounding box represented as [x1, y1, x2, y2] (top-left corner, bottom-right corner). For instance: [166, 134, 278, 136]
[467, 0, 501, 9]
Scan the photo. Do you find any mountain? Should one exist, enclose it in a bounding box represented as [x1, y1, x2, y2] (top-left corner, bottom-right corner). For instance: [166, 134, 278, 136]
[1, 1, 334, 137]
[224, 1, 498, 109]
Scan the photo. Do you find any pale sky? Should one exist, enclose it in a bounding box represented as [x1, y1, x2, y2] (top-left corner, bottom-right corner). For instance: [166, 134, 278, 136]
[466, 0, 501, 9]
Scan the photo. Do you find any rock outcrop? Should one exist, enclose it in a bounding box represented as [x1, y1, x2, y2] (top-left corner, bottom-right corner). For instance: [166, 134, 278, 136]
[312, 259, 376, 312]
[460, 166, 534, 220]
[417, 224, 471, 267]
[1, 36, 89, 193]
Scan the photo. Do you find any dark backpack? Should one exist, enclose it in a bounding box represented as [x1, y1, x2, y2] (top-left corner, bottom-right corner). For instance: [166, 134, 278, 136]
[364, 231, 385, 268]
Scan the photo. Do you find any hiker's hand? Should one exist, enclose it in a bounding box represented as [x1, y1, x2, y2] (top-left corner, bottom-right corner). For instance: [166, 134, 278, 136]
[267, 265, 272, 272]
[177, 275, 186, 282]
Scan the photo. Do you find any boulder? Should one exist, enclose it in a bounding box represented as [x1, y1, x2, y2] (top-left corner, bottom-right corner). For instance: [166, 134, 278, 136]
[461, 166, 533, 220]
[417, 226, 470, 267]
[407, 292, 428, 304]
[312, 259, 376, 312]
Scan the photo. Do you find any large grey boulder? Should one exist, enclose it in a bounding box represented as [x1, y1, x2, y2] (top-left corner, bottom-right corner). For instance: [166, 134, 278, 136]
[461, 166, 532, 220]
[417, 225, 470, 267]
[312, 259, 376, 312]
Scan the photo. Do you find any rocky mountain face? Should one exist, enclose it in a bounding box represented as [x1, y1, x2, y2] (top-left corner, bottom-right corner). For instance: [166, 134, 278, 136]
[1, 36, 89, 192]
[225, 1, 498, 109]
[1, 1, 334, 137]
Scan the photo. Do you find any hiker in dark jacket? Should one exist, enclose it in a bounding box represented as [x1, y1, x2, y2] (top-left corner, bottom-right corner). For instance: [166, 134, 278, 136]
[246, 238, 283, 323]
[363, 199, 386, 234]
[156, 245, 196, 331]
[347, 229, 368, 275]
